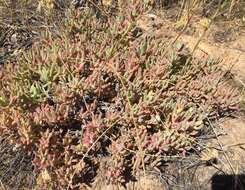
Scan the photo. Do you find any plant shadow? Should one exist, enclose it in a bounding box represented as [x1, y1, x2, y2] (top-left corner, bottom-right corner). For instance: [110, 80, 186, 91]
[211, 174, 245, 190]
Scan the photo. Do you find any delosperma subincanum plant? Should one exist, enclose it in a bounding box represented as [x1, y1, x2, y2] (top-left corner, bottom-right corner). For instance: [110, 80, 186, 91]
[0, 5, 240, 189]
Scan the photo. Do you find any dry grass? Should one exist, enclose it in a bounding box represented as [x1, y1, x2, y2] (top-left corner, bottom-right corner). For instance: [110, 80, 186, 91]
[0, 135, 35, 190]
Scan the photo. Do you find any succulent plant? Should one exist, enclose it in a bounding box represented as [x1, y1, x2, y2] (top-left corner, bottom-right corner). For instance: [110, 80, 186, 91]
[0, 3, 240, 189]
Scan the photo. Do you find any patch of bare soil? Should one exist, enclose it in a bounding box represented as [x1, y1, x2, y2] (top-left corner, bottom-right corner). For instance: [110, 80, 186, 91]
[217, 118, 245, 172]
[179, 35, 245, 86]
[193, 118, 245, 190]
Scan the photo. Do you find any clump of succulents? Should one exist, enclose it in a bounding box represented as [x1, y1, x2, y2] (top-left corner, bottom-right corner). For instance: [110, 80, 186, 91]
[0, 5, 240, 189]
